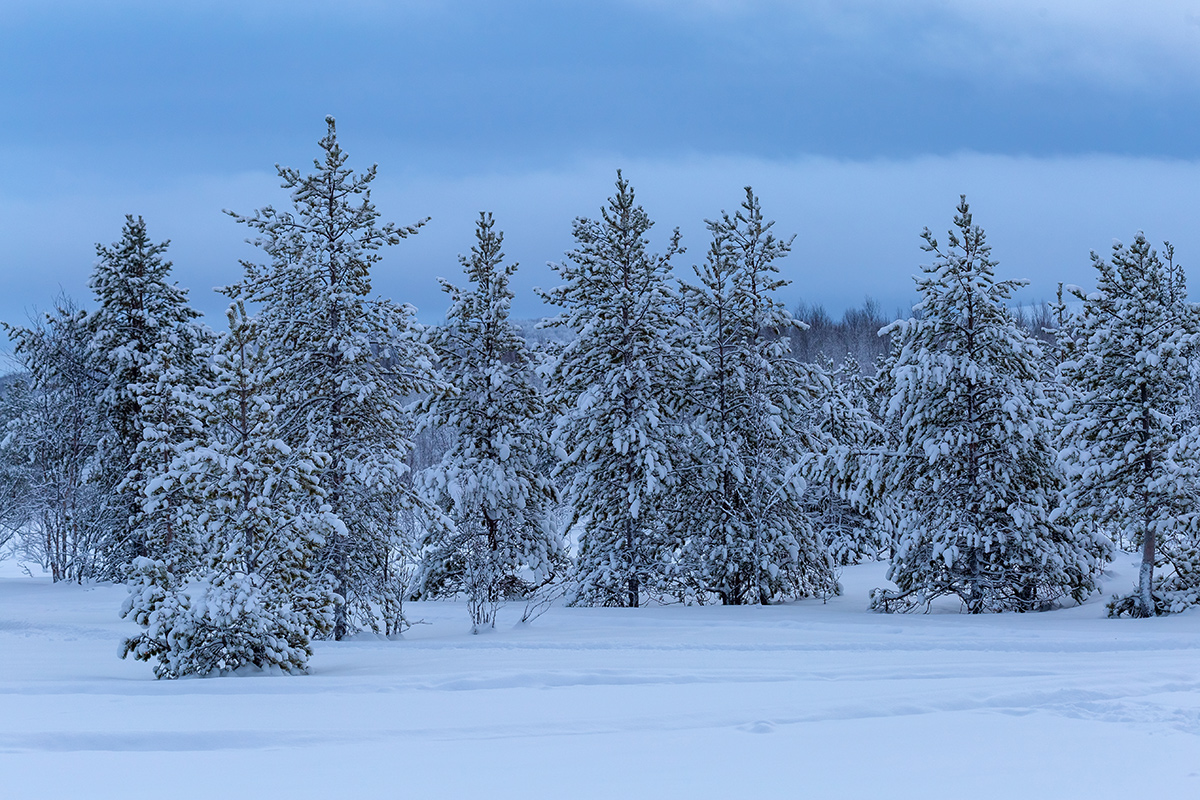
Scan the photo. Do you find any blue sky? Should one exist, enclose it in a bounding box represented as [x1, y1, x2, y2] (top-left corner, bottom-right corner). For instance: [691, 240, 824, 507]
[4, 0, 1200, 338]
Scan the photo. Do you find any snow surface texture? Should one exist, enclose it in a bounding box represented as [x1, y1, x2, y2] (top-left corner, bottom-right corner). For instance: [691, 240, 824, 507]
[1, 556, 1197, 799]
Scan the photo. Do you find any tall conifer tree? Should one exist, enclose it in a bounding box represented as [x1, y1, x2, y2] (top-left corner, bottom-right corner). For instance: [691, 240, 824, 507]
[224, 117, 439, 638]
[417, 213, 561, 630]
[870, 197, 1104, 613]
[673, 188, 837, 604]
[541, 172, 697, 607]
[1058, 235, 1200, 616]
[89, 216, 206, 577]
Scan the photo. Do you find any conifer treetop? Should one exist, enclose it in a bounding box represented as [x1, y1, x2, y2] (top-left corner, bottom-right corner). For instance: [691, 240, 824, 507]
[702, 186, 799, 336]
[224, 116, 429, 305]
[91, 214, 197, 335]
[909, 195, 1026, 321]
[540, 170, 683, 333]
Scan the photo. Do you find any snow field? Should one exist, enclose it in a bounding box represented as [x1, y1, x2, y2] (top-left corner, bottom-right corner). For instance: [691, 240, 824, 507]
[1, 556, 1198, 799]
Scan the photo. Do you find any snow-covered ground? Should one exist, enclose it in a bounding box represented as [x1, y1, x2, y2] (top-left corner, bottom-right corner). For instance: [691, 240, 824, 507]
[1, 554, 1197, 799]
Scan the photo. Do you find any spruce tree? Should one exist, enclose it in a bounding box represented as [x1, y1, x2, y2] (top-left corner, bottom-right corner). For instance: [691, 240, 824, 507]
[225, 117, 439, 638]
[803, 355, 889, 566]
[416, 213, 562, 630]
[1058, 235, 1200, 616]
[870, 197, 1105, 613]
[672, 188, 837, 604]
[89, 216, 207, 578]
[122, 304, 336, 677]
[540, 172, 697, 607]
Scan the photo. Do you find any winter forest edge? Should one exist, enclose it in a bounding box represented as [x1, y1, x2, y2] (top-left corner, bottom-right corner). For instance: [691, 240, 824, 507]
[3, 118, 1198, 679]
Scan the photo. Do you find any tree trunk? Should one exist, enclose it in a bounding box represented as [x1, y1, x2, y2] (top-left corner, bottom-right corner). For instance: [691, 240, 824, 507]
[626, 515, 639, 608]
[1137, 529, 1156, 618]
[1136, 385, 1155, 617]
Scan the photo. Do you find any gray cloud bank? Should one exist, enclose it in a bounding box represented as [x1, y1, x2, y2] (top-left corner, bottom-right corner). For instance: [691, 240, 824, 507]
[5, 1, 1200, 356]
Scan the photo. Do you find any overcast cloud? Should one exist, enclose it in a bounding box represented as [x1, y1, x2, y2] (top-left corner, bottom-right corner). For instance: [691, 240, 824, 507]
[3, 1, 1198, 345]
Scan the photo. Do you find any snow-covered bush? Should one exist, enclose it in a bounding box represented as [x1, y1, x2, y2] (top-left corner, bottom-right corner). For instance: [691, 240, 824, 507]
[121, 305, 336, 677]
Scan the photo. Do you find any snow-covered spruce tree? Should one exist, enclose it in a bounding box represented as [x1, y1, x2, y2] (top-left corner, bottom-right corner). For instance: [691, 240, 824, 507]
[540, 172, 699, 607]
[1, 298, 109, 581]
[89, 216, 208, 578]
[1057, 235, 1200, 617]
[224, 117, 440, 638]
[671, 187, 837, 604]
[803, 355, 889, 566]
[869, 196, 1105, 613]
[416, 213, 562, 631]
[122, 304, 336, 677]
